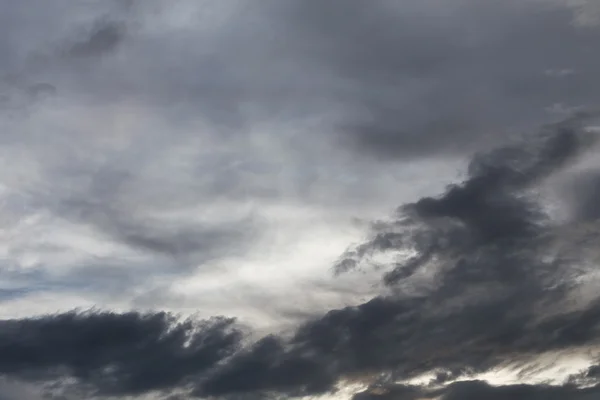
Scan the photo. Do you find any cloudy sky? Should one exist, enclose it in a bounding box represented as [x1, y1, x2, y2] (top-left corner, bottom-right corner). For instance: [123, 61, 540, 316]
[2, 0, 600, 399]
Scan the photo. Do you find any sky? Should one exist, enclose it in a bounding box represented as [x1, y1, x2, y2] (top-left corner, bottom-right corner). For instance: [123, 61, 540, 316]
[2, 0, 600, 399]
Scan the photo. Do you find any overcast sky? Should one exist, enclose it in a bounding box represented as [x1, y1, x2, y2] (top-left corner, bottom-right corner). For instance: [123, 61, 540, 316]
[2, 1, 600, 399]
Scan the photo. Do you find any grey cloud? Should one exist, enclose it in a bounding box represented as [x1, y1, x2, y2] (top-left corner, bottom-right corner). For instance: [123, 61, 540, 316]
[6, 0, 600, 157]
[2, 115, 600, 399]
[0, 379, 43, 400]
[64, 19, 127, 59]
[564, 169, 600, 221]
[283, 0, 600, 159]
[11, 146, 264, 297]
[66, 168, 261, 261]
[0, 157, 263, 304]
[2, 0, 600, 231]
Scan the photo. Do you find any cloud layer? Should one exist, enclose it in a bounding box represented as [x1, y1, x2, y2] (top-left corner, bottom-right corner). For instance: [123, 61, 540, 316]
[2, 0, 600, 399]
[2, 115, 600, 399]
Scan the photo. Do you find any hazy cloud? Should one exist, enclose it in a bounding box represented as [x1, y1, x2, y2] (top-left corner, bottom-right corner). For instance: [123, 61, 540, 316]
[196, 114, 600, 398]
[64, 19, 127, 59]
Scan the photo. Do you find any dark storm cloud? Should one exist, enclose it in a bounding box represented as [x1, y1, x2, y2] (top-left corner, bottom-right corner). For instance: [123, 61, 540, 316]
[195, 335, 335, 398]
[194, 113, 600, 398]
[0, 311, 242, 396]
[336, 112, 598, 279]
[353, 380, 600, 400]
[198, 295, 600, 398]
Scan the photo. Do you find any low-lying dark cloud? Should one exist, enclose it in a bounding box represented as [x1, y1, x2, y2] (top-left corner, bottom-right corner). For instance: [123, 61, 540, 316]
[0, 311, 242, 396]
[354, 379, 600, 400]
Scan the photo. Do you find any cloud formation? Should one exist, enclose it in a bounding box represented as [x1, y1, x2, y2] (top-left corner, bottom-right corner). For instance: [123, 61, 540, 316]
[195, 115, 600, 398]
[353, 379, 600, 400]
[2, 0, 600, 399]
[1, 115, 600, 399]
